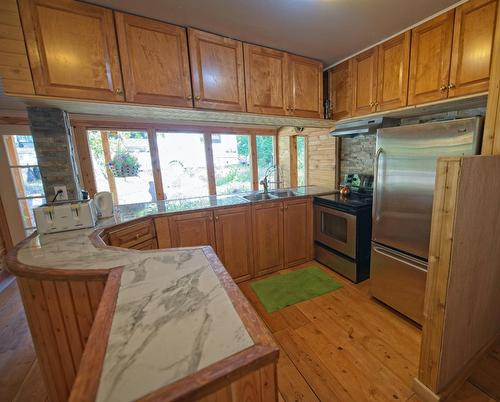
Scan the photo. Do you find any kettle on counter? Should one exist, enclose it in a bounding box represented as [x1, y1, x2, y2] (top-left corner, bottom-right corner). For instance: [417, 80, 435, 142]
[94, 191, 114, 218]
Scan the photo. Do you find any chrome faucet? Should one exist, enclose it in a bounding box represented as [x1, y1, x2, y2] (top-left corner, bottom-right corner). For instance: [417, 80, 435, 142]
[260, 165, 284, 193]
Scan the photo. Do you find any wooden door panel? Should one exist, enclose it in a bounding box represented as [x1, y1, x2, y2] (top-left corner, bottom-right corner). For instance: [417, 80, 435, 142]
[377, 32, 411, 111]
[408, 10, 454, 105]
[287, 54, 323, 118]
[351, 47, 378, 116]
[283, 199, 310, 267]
[329, 60, 352, 120]
[449, 0, 498, 97]
[188, 29, 246, 112]
[18, 0, 124, 101]
[252, 202, 283, 275]
[244, 44, 287, 116]
[115, 12, 193, 107]
[169, 211, 215, 248]
[214, 206, 253, 282]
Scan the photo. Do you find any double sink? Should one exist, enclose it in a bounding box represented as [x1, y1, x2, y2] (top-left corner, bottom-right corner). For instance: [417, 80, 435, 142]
[241, 190, 298, 202]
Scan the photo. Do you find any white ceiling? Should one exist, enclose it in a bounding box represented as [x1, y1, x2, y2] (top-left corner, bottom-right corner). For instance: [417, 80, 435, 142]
[86, 0, 460, 67]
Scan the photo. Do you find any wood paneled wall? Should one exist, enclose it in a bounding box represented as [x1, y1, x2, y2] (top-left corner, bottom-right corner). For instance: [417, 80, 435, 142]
[416, 155, 500, 399]
[0, 195, 12, 279]
[0, 0, 34, 94]
[16, 274, 108, 402]
[279, 127, 338, 188]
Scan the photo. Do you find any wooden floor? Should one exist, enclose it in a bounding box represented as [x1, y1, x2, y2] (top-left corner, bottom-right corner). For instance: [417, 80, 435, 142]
[239, 262, 500, 402]
[0, 262, 498, 402]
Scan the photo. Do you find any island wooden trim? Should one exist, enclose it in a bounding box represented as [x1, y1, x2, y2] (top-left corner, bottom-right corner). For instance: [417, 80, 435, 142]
[68, 267, 123, 402]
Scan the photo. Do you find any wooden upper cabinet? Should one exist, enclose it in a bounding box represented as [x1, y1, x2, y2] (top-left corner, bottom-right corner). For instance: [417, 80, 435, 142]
[169, 211, 216, 249]
[252, 201, 284, 276]
[188, 29, 246, 112]
[283, 199, 310, 267]
[214, 206, 253, 282]
[18, 0, 124, 101]
[329, 60, 352, 120]
[115, 12, 193, 107]
[377, 32, 411, 111]
[244, 44, 288, 116]
[408, 10, 454, 105]
[287, 54, 323, 118]
[449, 0, 498, 98]
[351, 47, 378, 116]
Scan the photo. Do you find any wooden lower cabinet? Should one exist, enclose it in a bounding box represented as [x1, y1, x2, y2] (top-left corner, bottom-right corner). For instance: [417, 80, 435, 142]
[283, 198, 312, 267]
[214, 206, 254, 282]
[107, 219, 155, 248]
[252, 201, 284, 276]
[169, 210, 216, 249]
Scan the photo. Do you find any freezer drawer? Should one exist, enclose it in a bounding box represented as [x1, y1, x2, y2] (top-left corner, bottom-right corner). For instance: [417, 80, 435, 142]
[370, 243, 427, 324]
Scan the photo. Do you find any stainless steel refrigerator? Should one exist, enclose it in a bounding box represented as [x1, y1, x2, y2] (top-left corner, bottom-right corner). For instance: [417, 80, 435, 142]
[370, 117, 483, 324]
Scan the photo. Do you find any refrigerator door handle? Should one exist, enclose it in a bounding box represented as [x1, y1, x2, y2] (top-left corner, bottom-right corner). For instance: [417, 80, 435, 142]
[373, 147, 384, 222]
[372, 245, 427, 272]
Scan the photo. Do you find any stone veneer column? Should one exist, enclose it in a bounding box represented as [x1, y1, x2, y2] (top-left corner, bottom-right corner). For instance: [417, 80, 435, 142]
[27, 107, 81, 200]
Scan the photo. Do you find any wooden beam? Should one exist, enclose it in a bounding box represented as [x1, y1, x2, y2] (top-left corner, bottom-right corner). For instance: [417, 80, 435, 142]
[204, 133, 216, 195]
[73, 126, 97, 197]
[482, 6, 500, 155]
[147, 129, 164, 201]
[100, 131, 118, 203]
[250, 134, 258, 190]
[289, 136, 298, 188]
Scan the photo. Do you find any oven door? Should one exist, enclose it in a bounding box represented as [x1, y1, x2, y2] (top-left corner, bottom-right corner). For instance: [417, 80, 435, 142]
[314, 205, 357, 259]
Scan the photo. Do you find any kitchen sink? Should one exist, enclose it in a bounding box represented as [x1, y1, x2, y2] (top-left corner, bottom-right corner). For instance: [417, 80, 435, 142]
[242, 193, 277, 201]
[269, 190, 297, 198]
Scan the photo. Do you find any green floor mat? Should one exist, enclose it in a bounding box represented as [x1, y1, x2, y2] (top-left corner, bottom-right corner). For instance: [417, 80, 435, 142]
[250, 267, 343, 313]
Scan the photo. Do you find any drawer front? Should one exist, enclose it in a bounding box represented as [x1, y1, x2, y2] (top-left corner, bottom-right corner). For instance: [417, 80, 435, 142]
[130, 238, 158, 250]
[108, 220, 155, 248]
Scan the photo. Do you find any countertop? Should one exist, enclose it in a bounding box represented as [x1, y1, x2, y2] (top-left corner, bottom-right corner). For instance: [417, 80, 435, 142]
[8, 186, 335, 402]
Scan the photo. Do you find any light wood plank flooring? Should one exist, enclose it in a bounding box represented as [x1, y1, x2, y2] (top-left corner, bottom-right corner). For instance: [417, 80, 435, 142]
[1, 262, 498, 402]
[239, 261, 500, 402]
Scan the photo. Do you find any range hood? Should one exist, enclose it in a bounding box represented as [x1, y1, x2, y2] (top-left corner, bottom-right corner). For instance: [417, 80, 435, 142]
[330, 117, 400, 137]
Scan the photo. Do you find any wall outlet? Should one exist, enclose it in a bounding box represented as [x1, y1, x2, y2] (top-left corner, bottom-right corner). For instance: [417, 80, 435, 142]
[53, 185, 68, 201]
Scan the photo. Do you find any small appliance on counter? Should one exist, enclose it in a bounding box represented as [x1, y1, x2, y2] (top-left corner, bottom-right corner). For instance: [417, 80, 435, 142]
[94, 191, 114, 218]
[34, 199, 97, 234]
[313, 174, 373, 283]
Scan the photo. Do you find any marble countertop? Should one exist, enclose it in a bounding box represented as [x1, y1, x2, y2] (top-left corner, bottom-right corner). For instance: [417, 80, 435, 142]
[10, 186, 335, 402]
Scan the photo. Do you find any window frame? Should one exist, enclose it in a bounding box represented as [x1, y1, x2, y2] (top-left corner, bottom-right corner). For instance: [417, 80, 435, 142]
[73, 122, 278, 201]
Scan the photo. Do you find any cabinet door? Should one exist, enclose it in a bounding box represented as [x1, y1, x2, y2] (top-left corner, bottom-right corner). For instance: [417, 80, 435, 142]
[329, 60, 352, 120]
[169, 211, 216, 249]
[252, 201, 284, 276]
[244, 44, 288, 116]
[408, 11, 454, 105]
[115, 12, 193, 107]
[283, 199, 311, 267]
[449, 0, 498, 98]
[287, 54, 323, 118]
[376, 32, 411, 111]
[18, 0, 124, 101]
[214, 206, 253, 282]
[351, 47, 378, 116]
[188, 28, 246, 112]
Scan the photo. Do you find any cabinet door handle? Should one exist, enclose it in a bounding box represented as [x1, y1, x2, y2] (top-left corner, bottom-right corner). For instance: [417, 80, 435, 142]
[115, 88, 123, 96]
[215, 216, 219, 221]
[448, 83, 456, 89]
[440, 85, 448, 92]
[195, 95, 201, 101]
[186, 94, 193, 100]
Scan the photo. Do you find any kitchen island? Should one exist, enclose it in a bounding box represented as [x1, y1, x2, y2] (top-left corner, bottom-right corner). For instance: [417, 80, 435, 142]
[7, 186, 335, 402]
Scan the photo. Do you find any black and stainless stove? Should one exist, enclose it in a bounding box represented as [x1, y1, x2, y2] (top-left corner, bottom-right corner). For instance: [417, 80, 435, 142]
[313, 174, 373, 283]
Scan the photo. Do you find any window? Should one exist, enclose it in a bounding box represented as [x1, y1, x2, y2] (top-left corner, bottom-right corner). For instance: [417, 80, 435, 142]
[4, 135, 46, 235]
[87, 130, 155, 205]
[256, 135, 277, 188]
[297, 136, 307, 186]
[156, 132, 209, 200]
[212, 134, 252, 195]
